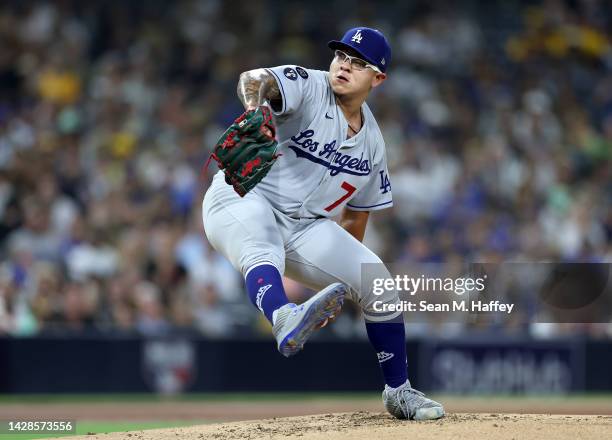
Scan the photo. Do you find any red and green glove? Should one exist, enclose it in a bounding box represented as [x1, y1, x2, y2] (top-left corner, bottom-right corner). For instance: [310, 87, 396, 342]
[207, 106, 279, 197]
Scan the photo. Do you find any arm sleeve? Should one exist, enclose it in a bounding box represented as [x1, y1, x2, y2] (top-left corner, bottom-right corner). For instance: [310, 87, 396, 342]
[265, 66, 319, 117]
[346, 152, 393, 212]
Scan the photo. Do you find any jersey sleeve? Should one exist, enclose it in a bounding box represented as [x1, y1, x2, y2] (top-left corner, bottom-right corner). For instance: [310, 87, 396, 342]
[265, 66, 320, 117]
[346, 150, 393, 212]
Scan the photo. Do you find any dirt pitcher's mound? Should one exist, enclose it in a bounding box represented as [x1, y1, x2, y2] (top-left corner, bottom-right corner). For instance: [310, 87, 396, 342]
[63, 412, 612, 440]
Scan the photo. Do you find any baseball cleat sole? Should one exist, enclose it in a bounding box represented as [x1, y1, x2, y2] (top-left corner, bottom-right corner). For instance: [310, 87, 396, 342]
[278, 283, 346, 357]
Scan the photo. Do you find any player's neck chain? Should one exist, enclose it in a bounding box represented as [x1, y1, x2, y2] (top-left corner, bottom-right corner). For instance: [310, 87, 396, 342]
[346, 110, 363, 138]
[347, 122, 360, 135]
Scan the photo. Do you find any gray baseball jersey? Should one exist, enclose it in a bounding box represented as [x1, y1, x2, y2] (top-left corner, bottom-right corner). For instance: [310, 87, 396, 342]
[251, 65, 393, 218]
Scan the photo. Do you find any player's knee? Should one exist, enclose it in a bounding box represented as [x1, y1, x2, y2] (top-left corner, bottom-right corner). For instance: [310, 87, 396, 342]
[357, 263, 402, 321]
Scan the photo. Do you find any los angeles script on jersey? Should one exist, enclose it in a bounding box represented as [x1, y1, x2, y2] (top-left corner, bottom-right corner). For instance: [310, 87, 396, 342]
[288, 130, 371, 176]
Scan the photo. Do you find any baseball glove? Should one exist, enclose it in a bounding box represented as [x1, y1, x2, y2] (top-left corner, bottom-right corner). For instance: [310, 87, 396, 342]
[206, 105, 279, 197]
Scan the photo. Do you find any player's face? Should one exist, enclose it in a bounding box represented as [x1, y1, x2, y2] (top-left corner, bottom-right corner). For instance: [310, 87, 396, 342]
[329, 48, 386, 97]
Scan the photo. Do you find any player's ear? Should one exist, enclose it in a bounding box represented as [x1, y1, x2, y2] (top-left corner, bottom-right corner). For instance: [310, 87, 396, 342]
[371, 73, 387, 89]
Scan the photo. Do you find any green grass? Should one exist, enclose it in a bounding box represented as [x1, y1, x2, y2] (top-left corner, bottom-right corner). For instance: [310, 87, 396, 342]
[0, 420, 206, 440]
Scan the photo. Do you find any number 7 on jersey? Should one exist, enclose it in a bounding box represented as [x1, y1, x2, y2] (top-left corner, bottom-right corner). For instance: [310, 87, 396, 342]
[324, 181, 357, 212]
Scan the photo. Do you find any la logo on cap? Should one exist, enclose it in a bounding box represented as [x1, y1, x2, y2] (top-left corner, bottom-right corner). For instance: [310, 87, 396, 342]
[351, 30, 362, 43]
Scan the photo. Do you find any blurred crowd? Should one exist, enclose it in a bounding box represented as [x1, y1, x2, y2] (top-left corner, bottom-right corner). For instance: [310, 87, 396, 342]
[0, 0, 610, 338]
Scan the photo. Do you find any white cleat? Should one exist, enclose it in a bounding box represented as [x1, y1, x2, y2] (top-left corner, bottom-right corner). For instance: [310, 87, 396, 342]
[383, 379, 445, 421]
[272, 282, 346, 357]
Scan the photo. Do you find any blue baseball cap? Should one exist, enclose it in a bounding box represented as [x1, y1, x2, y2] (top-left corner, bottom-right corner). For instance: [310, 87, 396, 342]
[328, 27, 391, 73]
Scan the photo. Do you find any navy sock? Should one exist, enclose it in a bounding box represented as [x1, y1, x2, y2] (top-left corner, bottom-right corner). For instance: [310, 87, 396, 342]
[365, 320, 408, 388]
[245, 263, 289, 323]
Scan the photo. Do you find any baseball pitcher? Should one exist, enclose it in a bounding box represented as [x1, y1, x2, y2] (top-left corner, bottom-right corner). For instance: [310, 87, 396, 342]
[203, 27, 444, 420]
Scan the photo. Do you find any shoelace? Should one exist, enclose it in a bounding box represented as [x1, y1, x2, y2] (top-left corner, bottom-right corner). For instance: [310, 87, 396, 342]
[395, 386, 426, 418]
[403, 387, 425, 397]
